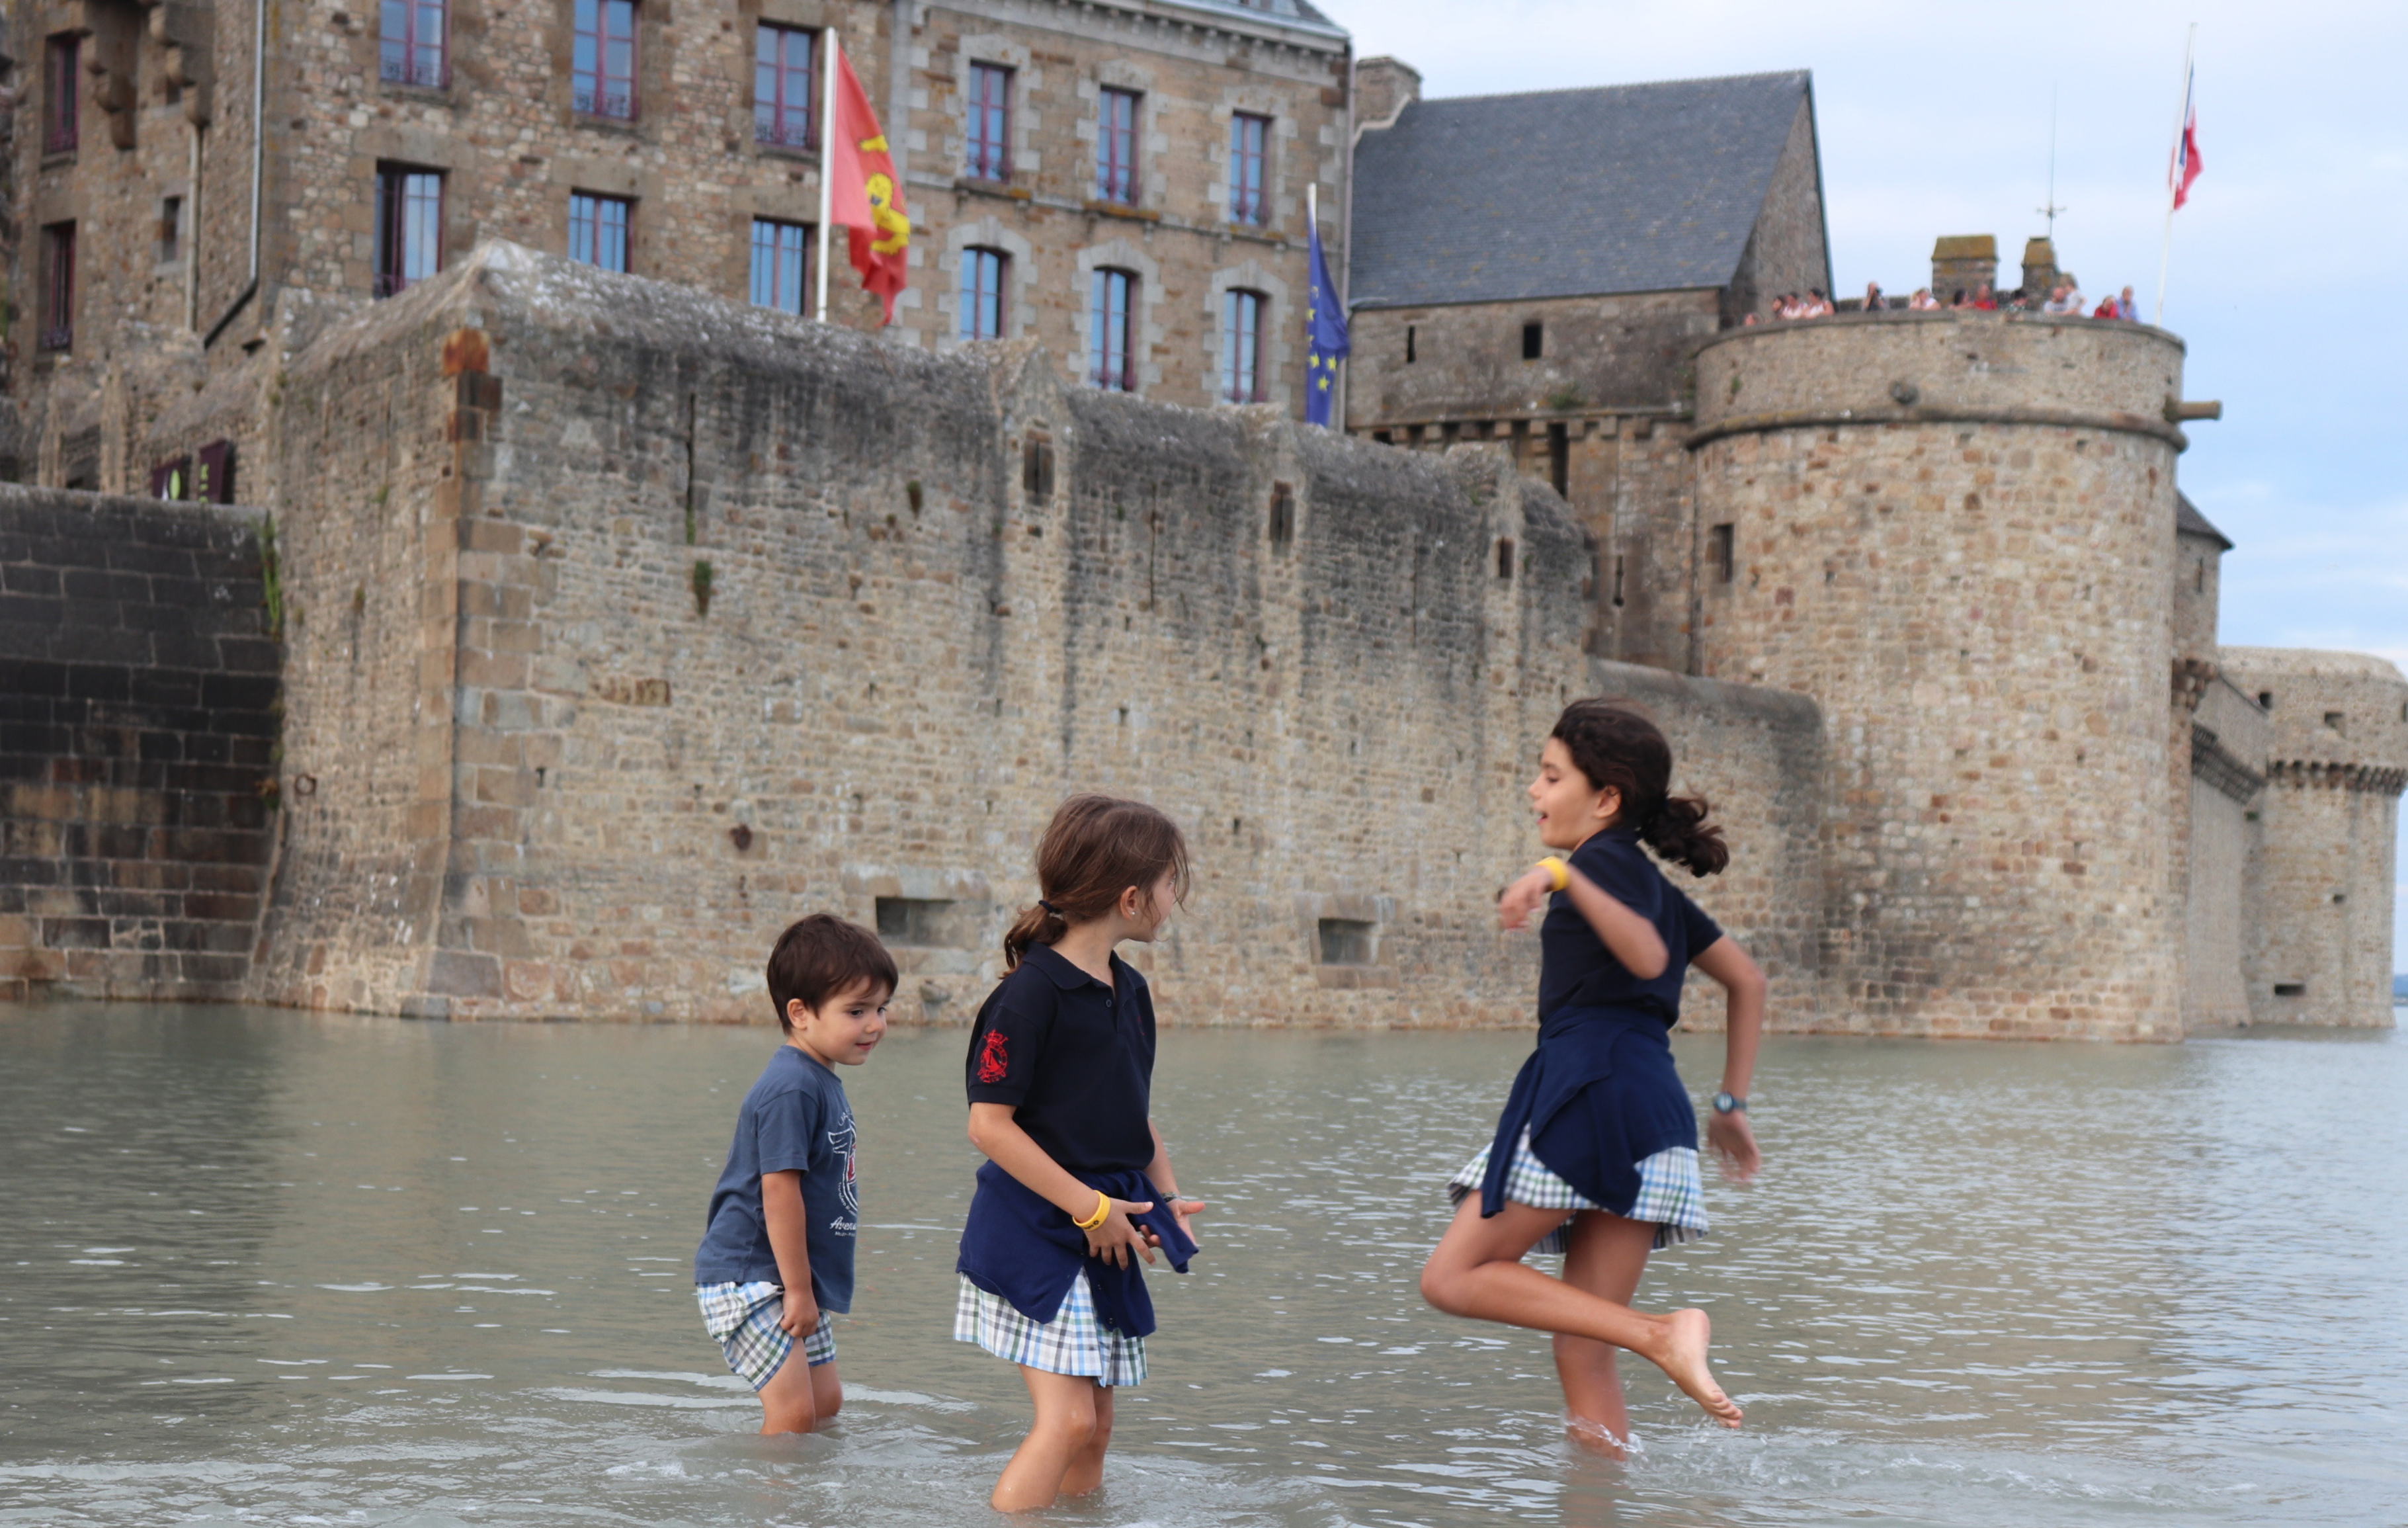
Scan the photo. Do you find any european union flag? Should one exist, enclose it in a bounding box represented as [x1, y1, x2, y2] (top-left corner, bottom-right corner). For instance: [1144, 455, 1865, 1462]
[1305, 201, 1348, 427]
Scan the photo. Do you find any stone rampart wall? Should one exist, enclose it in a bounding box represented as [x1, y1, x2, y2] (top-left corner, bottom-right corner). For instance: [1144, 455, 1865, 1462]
[246, 243, 1828, 1027]
[0, 487, 279, 1001]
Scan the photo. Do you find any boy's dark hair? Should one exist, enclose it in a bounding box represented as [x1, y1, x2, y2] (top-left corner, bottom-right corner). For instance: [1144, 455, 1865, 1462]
[1003, 794, 1191, 970]
[765, 913, 899, 1030]
[1550, 699, 1730, 877]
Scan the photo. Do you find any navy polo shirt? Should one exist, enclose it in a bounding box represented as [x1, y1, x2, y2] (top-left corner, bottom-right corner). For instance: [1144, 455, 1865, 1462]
[1536, 826, 1723, 1025]
[964, 943, 1156, 1174]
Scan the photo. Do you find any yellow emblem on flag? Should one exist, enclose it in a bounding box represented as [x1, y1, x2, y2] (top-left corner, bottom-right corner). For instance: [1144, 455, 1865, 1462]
[865, 172, 911, 256]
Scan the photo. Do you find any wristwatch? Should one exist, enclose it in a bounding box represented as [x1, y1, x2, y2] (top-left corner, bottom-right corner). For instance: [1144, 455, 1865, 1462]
[1710, 1091, 1747, 1115]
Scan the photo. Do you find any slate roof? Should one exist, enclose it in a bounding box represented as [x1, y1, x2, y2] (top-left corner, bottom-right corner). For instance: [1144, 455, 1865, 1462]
[2176, 493, 2233, 549]
[1349, 71, 1815, 310]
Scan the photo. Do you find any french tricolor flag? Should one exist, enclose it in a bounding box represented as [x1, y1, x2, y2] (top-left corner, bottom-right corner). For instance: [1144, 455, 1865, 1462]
[2170, 65, 2204, 210]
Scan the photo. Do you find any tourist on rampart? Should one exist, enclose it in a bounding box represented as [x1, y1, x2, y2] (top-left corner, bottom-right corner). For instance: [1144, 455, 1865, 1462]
[693, 914, 897, 1435]
[1419, 700, 1765, 1451]
[2094, 285, 2138, 320]
[1804, 288, 1836, 318]
[954, 796, 1206, 1512]
[1908, 287, 1941, 310]
[1862, 282, 1888, 312]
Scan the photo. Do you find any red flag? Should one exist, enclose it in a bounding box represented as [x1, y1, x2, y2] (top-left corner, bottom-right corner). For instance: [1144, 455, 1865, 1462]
[2169, 67, 2202, 210]
[825, 45, 909, 321]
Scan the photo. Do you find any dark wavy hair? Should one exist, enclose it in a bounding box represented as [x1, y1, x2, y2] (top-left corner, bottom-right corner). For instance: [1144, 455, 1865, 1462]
[1549, 699, 1729, 876]
[765, 913, 899, 1031]
[1003, 795, 1192, 969]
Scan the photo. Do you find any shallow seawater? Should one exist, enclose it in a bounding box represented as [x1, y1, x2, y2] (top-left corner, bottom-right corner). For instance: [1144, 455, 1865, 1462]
[2, 1004, 2403, 1527]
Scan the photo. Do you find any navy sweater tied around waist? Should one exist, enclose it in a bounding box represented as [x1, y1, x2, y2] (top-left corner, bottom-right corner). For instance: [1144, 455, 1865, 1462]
[956, 1161, 1196, 1335]
[1477, 1004, 1699, 1222]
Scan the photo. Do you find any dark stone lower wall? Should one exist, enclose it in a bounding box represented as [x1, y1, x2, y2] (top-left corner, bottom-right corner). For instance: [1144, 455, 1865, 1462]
[0, 487, 281, 1001]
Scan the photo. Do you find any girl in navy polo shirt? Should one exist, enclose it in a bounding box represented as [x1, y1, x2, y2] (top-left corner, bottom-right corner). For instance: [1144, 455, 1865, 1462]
[1421, 700, 1766, 1452]
[953, 794, 1207, 1512]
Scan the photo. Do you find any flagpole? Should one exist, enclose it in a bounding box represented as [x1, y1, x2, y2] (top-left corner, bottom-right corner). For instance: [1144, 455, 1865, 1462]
[2153, 22, 2194, 327]
[815, 30, 839, 323]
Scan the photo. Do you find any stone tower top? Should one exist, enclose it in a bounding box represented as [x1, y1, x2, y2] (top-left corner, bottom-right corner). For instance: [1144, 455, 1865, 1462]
[1355, 57, 1424, 132]
[1690, 309, 2190, 452]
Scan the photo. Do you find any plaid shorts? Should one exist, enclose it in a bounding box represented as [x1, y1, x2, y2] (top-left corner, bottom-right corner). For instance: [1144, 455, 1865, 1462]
[1448, 1129, 1708, 1253]
[696, 1281, 836, 1390]
[952, 1271, 1146, 1387]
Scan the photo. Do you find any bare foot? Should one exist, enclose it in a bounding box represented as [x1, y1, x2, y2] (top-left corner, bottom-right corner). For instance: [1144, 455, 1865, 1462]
[1649, 1308, 1742, 1427]
[1564, 1413, 1630, 1459]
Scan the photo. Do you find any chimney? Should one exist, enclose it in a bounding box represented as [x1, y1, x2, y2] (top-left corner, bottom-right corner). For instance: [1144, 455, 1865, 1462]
[1354, 56, 1421, 133]
[1930, 234, 1998, 304]
[2019, 237, 2059, 300]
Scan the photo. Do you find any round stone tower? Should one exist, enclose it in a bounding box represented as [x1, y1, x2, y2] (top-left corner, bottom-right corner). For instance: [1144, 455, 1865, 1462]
[1687, 312, 2193, 1039]
[2216, 648, 2408, 1027]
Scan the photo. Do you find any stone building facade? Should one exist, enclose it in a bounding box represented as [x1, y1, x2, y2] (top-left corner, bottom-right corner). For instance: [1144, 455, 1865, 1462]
[3, 0, 1349, 497]
[1343, 64, 1831, 673]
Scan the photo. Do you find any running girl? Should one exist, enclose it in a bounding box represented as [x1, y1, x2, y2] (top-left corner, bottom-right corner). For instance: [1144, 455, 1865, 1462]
[953, 794, 1207, 1512]
[1421, 699, 1766, 1450]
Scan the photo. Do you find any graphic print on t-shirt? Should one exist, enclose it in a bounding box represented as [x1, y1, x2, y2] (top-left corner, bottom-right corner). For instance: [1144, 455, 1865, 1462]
[976, 1029, 1009, 1084]
[830, 1116, 858, 1228]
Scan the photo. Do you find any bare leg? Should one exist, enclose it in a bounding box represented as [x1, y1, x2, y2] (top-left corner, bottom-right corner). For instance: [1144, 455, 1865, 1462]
[1554, 1210, 1657, 1453]
[1420, 1195, 1740, 1428]
[757, 1350, 825, 1435]
[1058, 1382, 1114, 1497]
[991, 1367, 1102, 1512]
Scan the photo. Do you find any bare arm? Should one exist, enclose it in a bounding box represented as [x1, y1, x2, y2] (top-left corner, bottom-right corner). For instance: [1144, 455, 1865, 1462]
[760, 1170, 819, 1336]
[1690, 936, 1765, 1179]
[1497, 863, 1670, 979]
[968, 1101, 1156, 1267]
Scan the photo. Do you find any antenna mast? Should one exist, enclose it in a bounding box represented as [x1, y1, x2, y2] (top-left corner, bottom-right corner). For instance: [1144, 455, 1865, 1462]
[2036, 84, 2065, 239]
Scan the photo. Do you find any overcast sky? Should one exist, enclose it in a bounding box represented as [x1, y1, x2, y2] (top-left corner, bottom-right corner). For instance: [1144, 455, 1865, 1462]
[1326, 0, 2408, 976]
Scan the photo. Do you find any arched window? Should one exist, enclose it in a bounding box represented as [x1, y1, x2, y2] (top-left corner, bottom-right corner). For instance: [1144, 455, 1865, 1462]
[1097, 89, 1140, 204]
[966, 64, 1013, 181]
[1220, 288, 1266, 403]
[1089, 269, 1138, 392]
[961, 247, 1008, 340]
[1229, 113, 1269, 224]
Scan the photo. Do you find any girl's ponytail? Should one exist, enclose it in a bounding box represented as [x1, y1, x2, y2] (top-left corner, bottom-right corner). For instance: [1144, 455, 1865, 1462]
[1640, 792, 1729, 878]
[1002, 794, 1192, 970]
[1550, 699, 1730, 877]
[1002, 900, 1071, 971]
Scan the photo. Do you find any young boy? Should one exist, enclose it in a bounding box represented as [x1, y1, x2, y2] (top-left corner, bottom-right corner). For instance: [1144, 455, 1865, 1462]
[694, 913, 897, 1433]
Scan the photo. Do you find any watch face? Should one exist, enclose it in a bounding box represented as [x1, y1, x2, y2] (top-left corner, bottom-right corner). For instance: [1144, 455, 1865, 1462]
[1712, 1092, 1735, 1113]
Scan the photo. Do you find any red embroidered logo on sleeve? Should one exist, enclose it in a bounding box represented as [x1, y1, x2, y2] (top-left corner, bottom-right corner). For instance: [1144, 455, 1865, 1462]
[975, 1029, 1010, 1084]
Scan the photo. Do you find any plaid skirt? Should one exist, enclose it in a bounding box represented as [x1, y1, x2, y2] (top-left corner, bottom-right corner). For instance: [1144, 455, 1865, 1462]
[952, 1271, 1146, 1387]
[696, 1281, 837, 1390]
[1448, 1128, 1708, 1254]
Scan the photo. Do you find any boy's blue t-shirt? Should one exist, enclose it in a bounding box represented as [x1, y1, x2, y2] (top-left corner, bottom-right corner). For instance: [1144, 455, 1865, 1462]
[692, 1045, 858, 1311]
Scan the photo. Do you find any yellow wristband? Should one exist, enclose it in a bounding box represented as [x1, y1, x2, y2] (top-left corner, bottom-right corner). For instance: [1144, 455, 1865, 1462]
[1538, 856, 1570, 892]
[1072, 1191, 1112, 1231]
